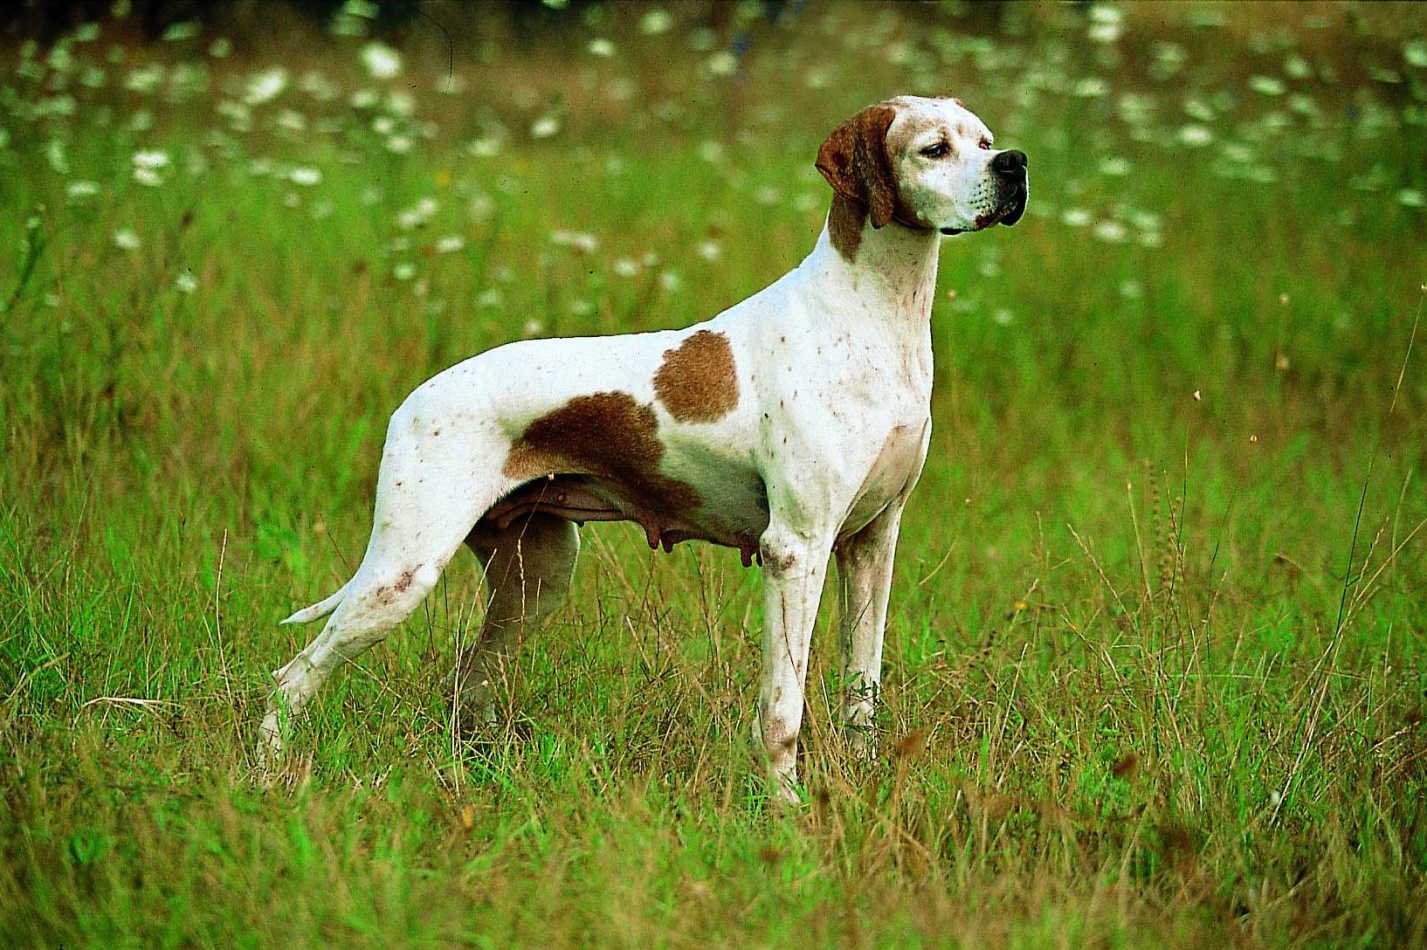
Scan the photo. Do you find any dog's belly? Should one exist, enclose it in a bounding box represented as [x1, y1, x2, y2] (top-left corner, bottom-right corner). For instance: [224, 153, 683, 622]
[482, 456, 769, 566]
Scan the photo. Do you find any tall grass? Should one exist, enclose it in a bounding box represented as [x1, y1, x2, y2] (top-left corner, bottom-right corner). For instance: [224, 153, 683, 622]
[1, 2, 1425, 946]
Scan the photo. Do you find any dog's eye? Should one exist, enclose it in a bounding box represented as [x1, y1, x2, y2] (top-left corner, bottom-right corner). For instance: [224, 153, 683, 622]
[920, 142, 949, 159]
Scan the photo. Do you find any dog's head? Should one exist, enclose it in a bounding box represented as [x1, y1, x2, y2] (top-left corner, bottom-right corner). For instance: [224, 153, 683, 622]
[817, 96, 1027, 240]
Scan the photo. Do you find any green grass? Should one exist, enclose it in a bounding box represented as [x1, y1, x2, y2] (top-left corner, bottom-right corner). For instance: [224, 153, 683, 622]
[2, 2, 1426, 946]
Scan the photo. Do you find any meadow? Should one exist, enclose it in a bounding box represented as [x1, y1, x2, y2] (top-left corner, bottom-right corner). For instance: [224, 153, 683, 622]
[1, 1, 1425, 945]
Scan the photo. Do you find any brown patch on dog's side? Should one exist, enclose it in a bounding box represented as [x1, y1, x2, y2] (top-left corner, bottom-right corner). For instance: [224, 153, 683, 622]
[652, 330, 739, 423]
[817, 103, 899, 263]
[502, 391, 702, 515]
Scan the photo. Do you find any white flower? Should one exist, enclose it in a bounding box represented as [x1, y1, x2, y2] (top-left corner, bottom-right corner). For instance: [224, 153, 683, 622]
[613, 258, 639, 277]
[1407, 38, 1427, 69]
[174, 271, 198, 293]
[640, 9, 672, 35]
[1177, 124, 1213, 146]
[1072, 77, 1109, 98]
[588, 38, 615, 57]
[1088, 20, 1121, 43]
[244, 67, 288, 105]
[216, 99, 251, 130]
[397, 197, 438, 230]
[1183, 97, 1215, 122]
[47, 139, 69, 175]
[1061, 208, 1091, 228]
[530, 114, 561, 139]
[435, 234, 465, 254]
[360, 42, 402, 80]
[1130, 210, 1162, 232]
[385, 135, 413, 154]
[550, 230, 598, 253]
[1098, 157, 1131, 177]
[67, 180, 100, 200]
[697, 239, 721, 261]
[161, 21, 200, 41]
[1093, 220, 1127, 243]
[131, 151, 169, 186]
[468, 194, 494, 219]
[125, 63, 165, 94]
[290, 166, 321, 186]
[705, 51, 738, 78]
[1398, 188, 1425, 208]
[351, 88, 379, 109]
[1088, 4, 1124, 25]
[393, 262, 415, 281]
[659, 270, 681, 292]
[343, 0, 379, 18]
[476, 288, 503, 308]
[466, 135, 503, 158]
[113, 229, 141, 250]
[386, 89, 416, 117]
[1248, 75, 1285, 96]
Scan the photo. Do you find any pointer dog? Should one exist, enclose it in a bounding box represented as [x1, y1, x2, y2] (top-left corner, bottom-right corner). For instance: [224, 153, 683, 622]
[261, 96, 1027, 798]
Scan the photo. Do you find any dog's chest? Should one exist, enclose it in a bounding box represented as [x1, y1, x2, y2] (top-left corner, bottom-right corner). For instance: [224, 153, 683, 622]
[841, 417, 929, 537]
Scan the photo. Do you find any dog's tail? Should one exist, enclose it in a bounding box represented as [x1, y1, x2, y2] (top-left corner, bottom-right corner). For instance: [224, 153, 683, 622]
[280, 579, 353, 626]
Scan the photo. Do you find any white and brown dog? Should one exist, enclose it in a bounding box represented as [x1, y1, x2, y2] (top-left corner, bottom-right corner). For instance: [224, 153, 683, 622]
[262, 95, 1027, 798]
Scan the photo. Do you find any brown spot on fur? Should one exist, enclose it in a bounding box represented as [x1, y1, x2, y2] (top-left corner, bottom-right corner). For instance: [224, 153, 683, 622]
[817, 103, 899, 263]
[652, 330, 739, 423]
[827, 193, 866, 262]
[394, 570, 413, 594]
[502, 391, 701, 517]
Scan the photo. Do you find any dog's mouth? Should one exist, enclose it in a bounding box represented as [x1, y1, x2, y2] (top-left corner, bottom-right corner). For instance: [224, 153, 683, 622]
[940, 187, 1028, 236]
[999, 185, 1028, 226]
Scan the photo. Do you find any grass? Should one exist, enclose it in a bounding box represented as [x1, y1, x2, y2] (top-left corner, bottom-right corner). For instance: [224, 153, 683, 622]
[2, 1, 1426, 946]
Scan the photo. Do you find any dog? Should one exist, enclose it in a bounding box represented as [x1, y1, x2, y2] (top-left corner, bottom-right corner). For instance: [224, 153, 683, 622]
[261, 96, 1027, 799]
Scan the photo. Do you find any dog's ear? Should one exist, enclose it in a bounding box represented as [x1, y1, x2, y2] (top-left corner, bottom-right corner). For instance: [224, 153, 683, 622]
[816, 104, 898, 229]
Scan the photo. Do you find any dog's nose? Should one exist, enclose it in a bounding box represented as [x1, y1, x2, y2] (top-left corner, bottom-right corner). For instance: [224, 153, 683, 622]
[992, 149, 1028, 175]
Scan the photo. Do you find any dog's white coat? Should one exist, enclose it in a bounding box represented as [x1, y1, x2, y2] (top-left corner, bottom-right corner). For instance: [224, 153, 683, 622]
[261, 96, 1026, 798]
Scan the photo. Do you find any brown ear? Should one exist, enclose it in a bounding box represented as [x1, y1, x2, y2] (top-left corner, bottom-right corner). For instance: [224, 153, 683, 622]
[815, 104, 898, 229]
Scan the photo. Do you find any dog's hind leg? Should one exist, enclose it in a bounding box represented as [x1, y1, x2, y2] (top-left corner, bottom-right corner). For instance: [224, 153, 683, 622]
[259, 399, 508, 769]
[452, 512, 580, 729]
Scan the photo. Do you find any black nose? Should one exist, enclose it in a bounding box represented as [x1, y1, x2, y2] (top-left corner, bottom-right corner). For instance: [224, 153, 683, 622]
[992, 149, 1028, 175]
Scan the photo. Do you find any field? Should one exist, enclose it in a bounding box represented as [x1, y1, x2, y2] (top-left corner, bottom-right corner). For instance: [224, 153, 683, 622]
[2, 1, 1425, 945]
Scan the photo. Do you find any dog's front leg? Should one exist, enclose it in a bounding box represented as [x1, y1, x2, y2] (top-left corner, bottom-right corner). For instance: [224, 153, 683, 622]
[756, 524, 835, 803]
[835, 501, 905, 759]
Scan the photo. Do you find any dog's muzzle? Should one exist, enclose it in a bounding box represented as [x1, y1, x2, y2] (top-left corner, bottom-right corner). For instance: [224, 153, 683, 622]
[940, 150, 1029, 235]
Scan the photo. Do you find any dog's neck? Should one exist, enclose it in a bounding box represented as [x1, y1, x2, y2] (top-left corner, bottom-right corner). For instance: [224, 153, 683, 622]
[805, 195, 941, 333]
